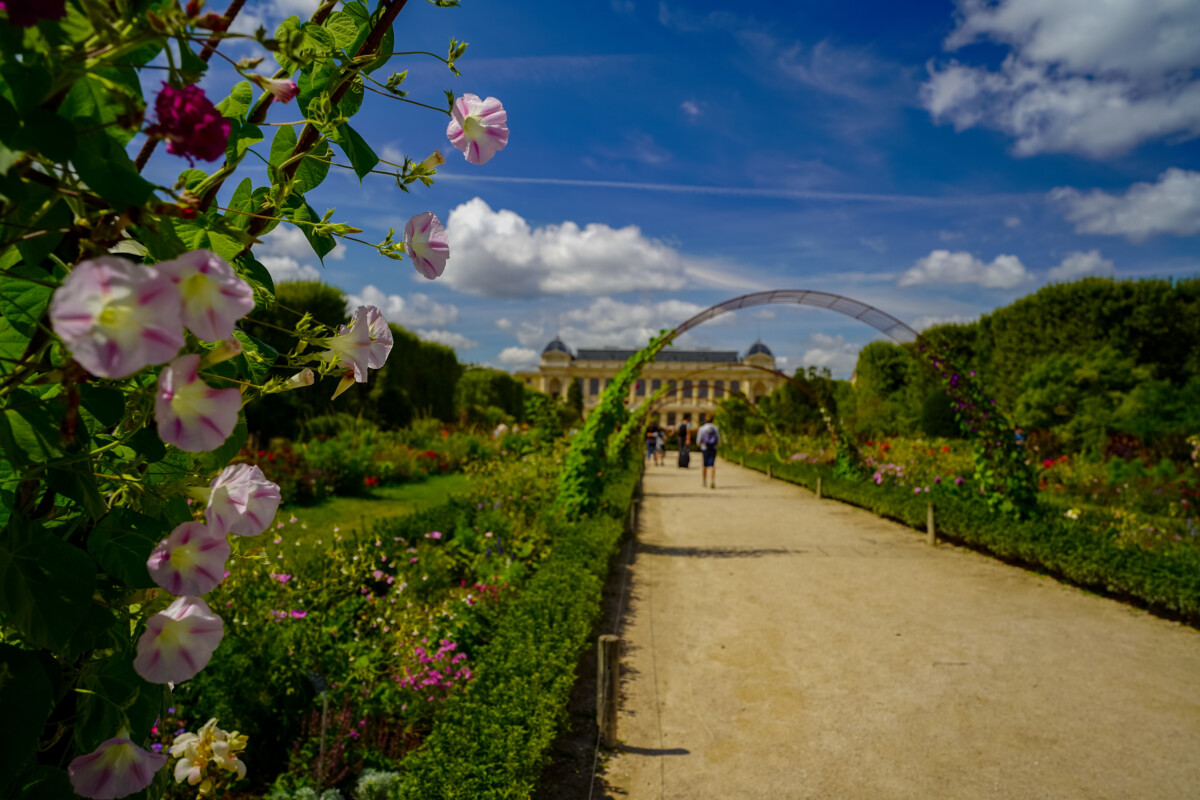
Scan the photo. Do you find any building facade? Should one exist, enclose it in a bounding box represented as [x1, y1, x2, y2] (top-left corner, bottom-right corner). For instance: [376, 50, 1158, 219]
[515, 337, 785, 427]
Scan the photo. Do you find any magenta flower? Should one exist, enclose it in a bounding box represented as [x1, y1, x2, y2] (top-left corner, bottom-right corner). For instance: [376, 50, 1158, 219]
[146, 83, 230, 162]
[251, 74, 298, 104]
[147, 522, 231, 596]
[1, 0, 66, 27]
[155, 355, 241, 452]
[134, 596, 224, 684]
[68, 733, 167, 799]
[446, 93, 509, 165]
[323, 305, 393, 398]
[205, 464, 281, 537]
[157, 250, 254, 341]
[49, 257, 184, 379]
[404, 212, 450, 279]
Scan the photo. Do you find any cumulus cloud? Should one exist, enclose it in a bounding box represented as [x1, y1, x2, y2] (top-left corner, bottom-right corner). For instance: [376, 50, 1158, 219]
[799, 333, 860, 378]
[680, 100, 702, 118]
[1046, 250, 1115, 283]
[417, 330, 478, 351]
[899, 250, 1031, 289]
[497, 347, 539, 368]
[440, 198, 759, 298]
[258, 255, 320, 283]
[1050, 168, 1200, 241]
[921, 0, 1200, 157]
[255, 226, 347, 284]
[1004, 216, 1021, 228]
[345, 285, 459, 328]
[495, 318, 513, 331]
[556, 297, 711, 349]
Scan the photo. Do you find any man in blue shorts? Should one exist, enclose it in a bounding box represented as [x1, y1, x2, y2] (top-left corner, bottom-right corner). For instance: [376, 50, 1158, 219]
[696, 419, 720, 489]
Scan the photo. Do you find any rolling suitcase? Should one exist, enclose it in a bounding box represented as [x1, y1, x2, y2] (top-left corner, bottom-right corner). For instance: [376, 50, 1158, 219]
[678, 447, 690, 468]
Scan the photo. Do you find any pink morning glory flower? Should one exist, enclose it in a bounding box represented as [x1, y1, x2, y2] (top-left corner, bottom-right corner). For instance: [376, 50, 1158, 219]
[251, 74, 298, 104]
[446, 93, 508, 165]
[68, 733, 167, 799]
[134, 596, 223, 684]
[155, 355, 241, 452]
[323, 305, 393, 398]
[156, 250, 254, 341]
[49, 256, 184, 379]
[205, 464, 281, 537]
[404, 212, 450, 280]
[146, 522, 231, 596]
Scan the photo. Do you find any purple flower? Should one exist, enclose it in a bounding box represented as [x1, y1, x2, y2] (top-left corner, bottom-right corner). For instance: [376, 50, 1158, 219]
[146, 522, 230, 596]
[68, 735, 166, 799]
[446, 93, 509, 164]
[155, 355, 241, 452]
[156, 250, 254, 342]
[404, 212, 450, 280]
[147, 83, 230, 162]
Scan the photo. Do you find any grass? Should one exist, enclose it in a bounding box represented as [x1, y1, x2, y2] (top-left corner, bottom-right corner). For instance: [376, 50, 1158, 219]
[271, 474, 472, 547]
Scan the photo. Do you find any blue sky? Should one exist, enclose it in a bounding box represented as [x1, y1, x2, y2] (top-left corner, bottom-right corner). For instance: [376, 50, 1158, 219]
[147, 0, 1200, 377]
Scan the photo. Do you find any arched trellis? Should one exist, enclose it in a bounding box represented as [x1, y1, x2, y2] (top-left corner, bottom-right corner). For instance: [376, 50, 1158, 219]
[672, 290, 919, 344]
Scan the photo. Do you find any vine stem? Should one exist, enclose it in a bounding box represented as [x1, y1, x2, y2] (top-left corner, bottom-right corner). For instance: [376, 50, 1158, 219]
[134, 0, 248, 172]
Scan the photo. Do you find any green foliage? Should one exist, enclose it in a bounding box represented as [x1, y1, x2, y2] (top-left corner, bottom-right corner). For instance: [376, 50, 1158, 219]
[920, 390, 961, 439]
[455, 367, 526, 425]
[565, 377, 584, 420]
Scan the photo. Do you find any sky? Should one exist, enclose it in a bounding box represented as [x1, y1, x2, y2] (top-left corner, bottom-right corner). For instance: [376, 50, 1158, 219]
[146, 0, 1200, 377]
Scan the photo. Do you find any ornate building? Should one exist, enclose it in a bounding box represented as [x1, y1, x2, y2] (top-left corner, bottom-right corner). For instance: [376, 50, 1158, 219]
[515, 337, 784, 427]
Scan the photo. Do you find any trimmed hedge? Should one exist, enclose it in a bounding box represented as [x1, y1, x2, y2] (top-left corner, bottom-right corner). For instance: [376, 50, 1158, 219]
[730, 449, 1200, 622]
[394, 460, 642, 798]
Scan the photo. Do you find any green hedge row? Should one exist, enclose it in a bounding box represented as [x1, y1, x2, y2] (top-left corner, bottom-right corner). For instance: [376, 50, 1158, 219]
[394, 459, 642, 799]
[730, 449, 1200, 622]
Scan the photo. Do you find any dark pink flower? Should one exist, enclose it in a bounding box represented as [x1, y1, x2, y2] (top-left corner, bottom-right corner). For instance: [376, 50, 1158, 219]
[1, 0, 66, 27]
[147, 83, 230, 163]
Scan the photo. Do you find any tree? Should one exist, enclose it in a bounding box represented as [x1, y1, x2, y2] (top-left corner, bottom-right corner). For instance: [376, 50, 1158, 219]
[566, 377, 584, 420]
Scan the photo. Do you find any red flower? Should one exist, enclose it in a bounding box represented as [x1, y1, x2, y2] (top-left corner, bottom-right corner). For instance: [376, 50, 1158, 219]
[146, 83, 230, 162]
[942, 445, 951, 453]
[1, 0, 66, 26]
[1043, 459, 1054, 468]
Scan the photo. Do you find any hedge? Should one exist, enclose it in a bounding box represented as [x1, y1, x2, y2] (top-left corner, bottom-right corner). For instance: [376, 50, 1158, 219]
[729, 448, 1200, 623]
[393, 459, 642, 798]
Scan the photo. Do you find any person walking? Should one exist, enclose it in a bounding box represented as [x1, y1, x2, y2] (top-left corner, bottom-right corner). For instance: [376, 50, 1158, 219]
[655, 427, 666, 466]
[646, 421, 663, 466]
[696, 418, 720, 488]
[676, 415, 691, 469]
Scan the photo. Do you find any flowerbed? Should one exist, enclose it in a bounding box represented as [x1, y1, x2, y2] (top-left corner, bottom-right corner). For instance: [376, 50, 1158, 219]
[728, 440, 1200, 622]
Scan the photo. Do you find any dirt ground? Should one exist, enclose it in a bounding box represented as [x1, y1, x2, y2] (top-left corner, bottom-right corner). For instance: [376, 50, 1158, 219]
[541, 458, 1200, 800]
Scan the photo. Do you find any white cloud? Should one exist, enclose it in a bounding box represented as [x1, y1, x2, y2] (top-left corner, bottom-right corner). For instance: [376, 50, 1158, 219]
[495, 318, 513, 331]
[911, 313, 980, 331]
[938, 230, 964, 242]
[416, 330, 478, 351]
[1047, 250, 1115, 283]
[680, 100, 702, 118]
[497, 347, 539, 368]
[441, 198, 757, 298]
[556, 297, 711, 349]
[860, 236, 887, 253]
[345, 285, 460, 328]
[1004, 216, 1021, 228]
[899, 250, 1031, 289]
[921, 0, 1200, 157]
[1050, 168, 1200, 241]
[799, 333, 860, 378]
[258, 255, 320, 283]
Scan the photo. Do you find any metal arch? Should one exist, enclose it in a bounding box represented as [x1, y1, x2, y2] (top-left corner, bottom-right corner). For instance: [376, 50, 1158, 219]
[672, 290, 919, 344]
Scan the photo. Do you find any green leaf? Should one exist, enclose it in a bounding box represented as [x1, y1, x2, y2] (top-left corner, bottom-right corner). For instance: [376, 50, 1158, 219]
[76, 648, 166, 752]
[169, 213, 246, 263]
[329, 123, 377, 180]
[0, 645, 55, 797]
[72, 131, 155, 207]
[87, 509, 169, 590]
[0, 317, 26, 364]
[13, 196, 71, 268]
[13, 765, 72, 800]
[0, 517, 98, 652]
[48, 466, 106, 520]
[224, 117, 263, 162]
[268, 124, 330, 194]
[301, 21, 335, 53]
[217, 81, 255, 121]
[178, 41, 208, 82]
[78, 385, 125, 429]
[232, 330, 279, 383]
[57, 68, 144, 147]
[0, 264, 54, 338]
[325, 12, 361, 50]
[0, 389, 64, 468]
[234, 251, 275, 300]
[126, 427, 166, 464]
[282, 196, 335, 261]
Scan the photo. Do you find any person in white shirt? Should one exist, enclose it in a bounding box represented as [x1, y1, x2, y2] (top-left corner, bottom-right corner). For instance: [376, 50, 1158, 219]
[696, 420, 720, 489]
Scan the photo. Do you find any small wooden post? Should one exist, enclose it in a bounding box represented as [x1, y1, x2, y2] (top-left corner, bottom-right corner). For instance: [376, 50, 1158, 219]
[766, 463, 772, 479]
[816, 476, 822, 499]
[926, 502, 936, 546]
[597, 635, 621, 748]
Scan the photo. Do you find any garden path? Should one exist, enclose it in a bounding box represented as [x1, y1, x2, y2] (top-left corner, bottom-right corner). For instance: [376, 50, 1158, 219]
[602, 459, 1200, 799]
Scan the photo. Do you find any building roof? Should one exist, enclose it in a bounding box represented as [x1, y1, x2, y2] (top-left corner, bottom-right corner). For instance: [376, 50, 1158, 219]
[542, 336, 572, 356]
[575, 347, 741, 363]
[747, 339, 774, 357]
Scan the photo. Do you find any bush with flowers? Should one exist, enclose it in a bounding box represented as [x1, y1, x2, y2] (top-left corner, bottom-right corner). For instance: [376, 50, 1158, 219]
[0, 1, 515, 797]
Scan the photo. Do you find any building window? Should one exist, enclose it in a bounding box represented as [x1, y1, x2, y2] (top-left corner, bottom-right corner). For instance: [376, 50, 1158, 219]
[731, 380, 740, 396]
[589, 378, 599, 395]
[698, 380, 708, 399]
[651, 379, 661, 392]
[667, 412, 676, 427]
[682, 380, 692, 399]
[525, 378, 531, 384]
[714, 380, 724, 398]
[667, 380, 676, 398]
[635, 380, 645, 396]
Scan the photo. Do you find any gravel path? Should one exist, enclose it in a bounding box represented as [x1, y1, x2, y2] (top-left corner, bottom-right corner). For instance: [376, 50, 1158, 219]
[602, 459, 1200, 799]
